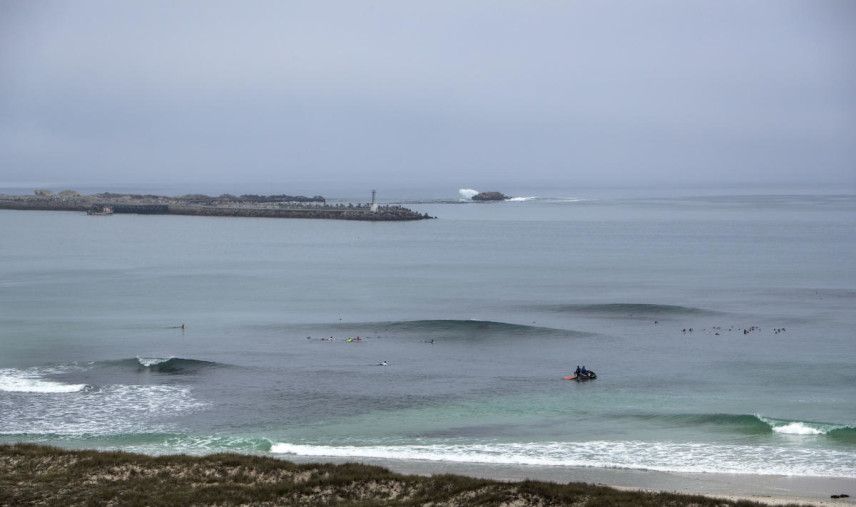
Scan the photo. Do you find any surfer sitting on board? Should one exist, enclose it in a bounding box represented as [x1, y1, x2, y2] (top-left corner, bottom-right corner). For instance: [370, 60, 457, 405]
[575, 366, 581, 376]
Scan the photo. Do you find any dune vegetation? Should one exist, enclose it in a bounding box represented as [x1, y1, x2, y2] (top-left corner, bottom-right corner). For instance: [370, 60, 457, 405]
[0, 443, 814, 506]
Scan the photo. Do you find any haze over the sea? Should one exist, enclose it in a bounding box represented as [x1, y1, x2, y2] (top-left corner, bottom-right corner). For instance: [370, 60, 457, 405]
[1, 1, 854, 194]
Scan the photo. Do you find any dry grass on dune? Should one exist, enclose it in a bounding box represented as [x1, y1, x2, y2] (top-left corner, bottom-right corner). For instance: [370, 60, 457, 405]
[0, 444, 812, 506]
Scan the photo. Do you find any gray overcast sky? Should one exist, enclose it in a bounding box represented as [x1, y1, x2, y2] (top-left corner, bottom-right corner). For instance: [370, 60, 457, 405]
[1, 0, 854, 193]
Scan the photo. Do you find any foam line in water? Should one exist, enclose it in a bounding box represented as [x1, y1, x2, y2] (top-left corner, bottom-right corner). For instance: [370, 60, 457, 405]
[120, 435, 274, 455]
[270, 440, 856, 477]
[0, 384, 207, 435]
[0, 368, 86, 393]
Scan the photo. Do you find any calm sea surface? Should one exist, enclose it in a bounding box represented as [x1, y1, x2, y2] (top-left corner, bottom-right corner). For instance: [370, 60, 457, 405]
[1, 190, 855, 478]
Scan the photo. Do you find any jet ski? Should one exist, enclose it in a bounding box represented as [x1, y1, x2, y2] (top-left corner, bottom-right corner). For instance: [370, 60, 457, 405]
[563, 370, 597, 381]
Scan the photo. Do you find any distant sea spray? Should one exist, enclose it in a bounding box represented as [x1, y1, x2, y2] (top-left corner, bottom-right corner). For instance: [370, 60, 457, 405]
[457, 189, 578, 203]
[459, 188, 479, 200]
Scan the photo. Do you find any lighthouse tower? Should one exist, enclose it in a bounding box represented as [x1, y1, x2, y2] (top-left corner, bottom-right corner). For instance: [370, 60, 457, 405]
[370, 189, 378, 212]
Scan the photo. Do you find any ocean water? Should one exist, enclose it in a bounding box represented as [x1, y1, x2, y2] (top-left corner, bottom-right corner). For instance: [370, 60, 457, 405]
[1, 190, 855, 480]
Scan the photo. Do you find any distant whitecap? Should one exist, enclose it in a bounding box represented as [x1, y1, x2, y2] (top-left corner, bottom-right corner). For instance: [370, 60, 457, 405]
[458, 188, 478, 200]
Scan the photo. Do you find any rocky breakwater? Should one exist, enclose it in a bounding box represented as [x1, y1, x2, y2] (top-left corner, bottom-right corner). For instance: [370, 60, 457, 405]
[169, 203, 432, 221]
[0, 190, 433, 221]
[471, 191, 508, 201]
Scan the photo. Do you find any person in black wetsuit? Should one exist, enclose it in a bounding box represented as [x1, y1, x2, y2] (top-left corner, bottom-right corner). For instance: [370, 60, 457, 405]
[575, 365, 581, 376]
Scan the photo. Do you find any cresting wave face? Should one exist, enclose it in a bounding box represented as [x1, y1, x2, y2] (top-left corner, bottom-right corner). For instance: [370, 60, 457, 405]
[129, 357, 223, 374]
[376, 319, 582, 337]
[608, 413, 856, 440]
[538, 303, 722, 318]
[317, 319, 589, 340]
[758, 416, 856, 438]
[136, 357, 172, 367]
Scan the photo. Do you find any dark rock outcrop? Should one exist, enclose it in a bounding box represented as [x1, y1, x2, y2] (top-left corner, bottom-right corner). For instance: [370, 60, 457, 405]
[471, 191, 508, 201]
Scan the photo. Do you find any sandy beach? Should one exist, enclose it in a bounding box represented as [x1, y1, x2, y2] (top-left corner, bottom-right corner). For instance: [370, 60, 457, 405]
[281, 455, 856, 506]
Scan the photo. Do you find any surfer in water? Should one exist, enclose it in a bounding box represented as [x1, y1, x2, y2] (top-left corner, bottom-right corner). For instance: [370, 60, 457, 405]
[377, 361, 388, 366]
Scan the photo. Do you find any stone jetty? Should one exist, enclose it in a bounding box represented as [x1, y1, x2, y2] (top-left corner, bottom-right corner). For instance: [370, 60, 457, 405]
[0, 190, 433, 221]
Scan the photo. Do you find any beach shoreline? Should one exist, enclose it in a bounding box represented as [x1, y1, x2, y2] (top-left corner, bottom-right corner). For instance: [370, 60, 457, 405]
[277, 454, 856, 506]
[3, 443, 854, 506]
[6, 443, 855, 506]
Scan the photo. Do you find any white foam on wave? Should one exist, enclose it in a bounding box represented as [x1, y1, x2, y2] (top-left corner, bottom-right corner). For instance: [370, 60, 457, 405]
[458, 188, 478, 200]
[137, 356, 172, 367]
[0, 368, 86, 393]
[757, 415, 832, 435]
[269, 440, 856, 478]
[507, 196, 536, 202]
[772, 422, 825, 435]
[0, 383, 208, 435]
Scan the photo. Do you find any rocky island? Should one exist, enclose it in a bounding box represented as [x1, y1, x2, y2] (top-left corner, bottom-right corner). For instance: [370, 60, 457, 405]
[0, 190, 433, 221]
[471, 191, 508, 201]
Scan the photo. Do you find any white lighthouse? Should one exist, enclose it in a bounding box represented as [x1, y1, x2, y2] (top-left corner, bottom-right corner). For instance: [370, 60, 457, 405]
[370, 189, 378, 212]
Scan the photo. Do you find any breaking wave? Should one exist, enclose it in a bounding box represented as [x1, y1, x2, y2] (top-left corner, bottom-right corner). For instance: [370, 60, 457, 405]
[757, 416, 856, 440]
[0, 368, 88, 393]
[627, 413, 856, 441]
[102, 357, 225, 374]
[270, 439, 856, 477]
